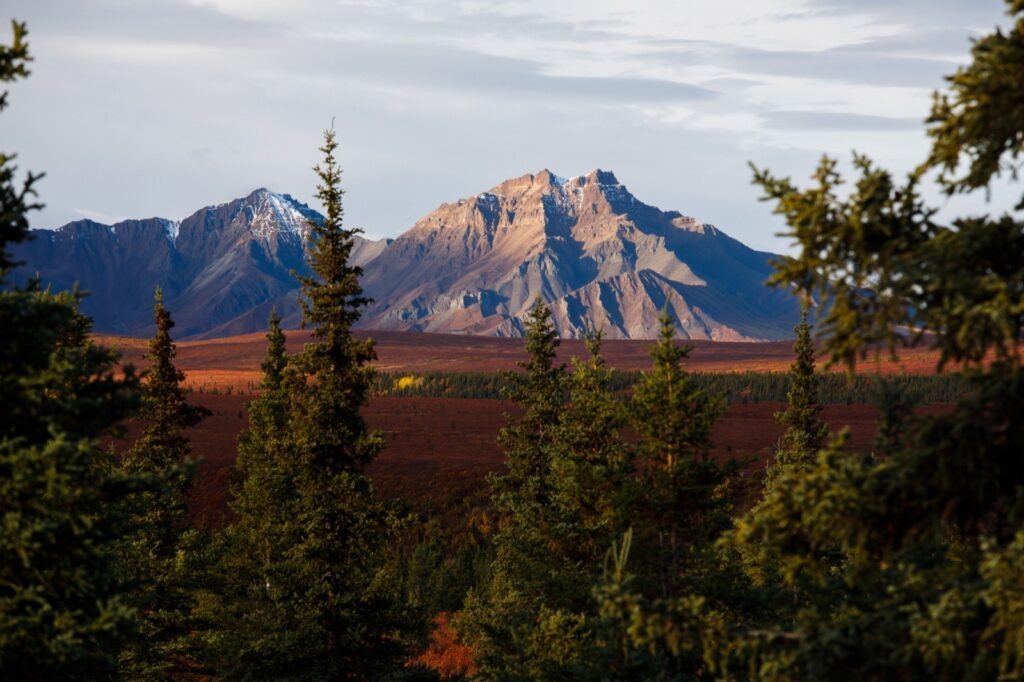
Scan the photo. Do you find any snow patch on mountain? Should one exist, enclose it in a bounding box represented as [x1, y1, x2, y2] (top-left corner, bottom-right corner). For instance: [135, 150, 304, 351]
[162, 219, 181, 243]
[247, 189, 321, 241]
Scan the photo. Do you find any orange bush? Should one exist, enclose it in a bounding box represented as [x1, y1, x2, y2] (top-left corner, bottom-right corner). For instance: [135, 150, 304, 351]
[410, 612, 477, 680]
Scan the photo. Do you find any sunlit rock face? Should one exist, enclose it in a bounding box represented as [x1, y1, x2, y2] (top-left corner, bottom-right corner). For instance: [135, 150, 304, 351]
[359, 169, 800, 340]
[14, 172, 800, 340]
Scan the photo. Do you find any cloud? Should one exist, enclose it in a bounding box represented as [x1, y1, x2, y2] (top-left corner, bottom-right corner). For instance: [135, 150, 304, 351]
[838, 26, 988, 57]
[640, 40, 957, 89]
[760, 110, 921, 131]
[736, 47, 954, 88]
[2, 0, 1017, 256]
[11, 0, 279, 47]
[269, 39, 716, 104]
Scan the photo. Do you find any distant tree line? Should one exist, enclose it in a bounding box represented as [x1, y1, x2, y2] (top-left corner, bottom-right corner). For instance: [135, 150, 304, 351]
[374, 368, 966, 404]
[4, 3, 1024, 679]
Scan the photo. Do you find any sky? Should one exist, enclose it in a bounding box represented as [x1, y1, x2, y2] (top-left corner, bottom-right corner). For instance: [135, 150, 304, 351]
[3, 0, 1017, 252]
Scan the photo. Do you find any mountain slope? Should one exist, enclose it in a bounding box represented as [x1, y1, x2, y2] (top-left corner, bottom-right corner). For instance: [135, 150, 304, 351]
[13, 189, 388, 337]
[14, 172, 800, 340]
[359, 169, 800, 340]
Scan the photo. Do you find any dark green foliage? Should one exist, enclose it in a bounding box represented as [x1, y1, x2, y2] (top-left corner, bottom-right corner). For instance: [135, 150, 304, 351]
[871, 379, 918, 457]
[925, 0, 1024, 205]
[221, 307, 292, 563]
[0, 288, 149, 679]
[391, 516, 493, 618]
[260, 307, 288, 390]
[292, 130, 382, 473]
[590, 310, 746, 680]
[208, 130, 415, 679]
[0, 20, 41, 270]
[721, 3, 1024, 677]
[201, 310, 305, 675]
[1, 22, 152, 677]
[120, 289, 209, 678]
[461, 300, 571, 677]
[766, 305, 828, 483]
[545, 332, 632, 603]
[494, 298, 567, 499]
[125, 288, 209, 477]
[463, 309, 641, 679]
[463, 308, 746, 680]
[592, 4, 1024, 679]
[629, 308, 732, 600]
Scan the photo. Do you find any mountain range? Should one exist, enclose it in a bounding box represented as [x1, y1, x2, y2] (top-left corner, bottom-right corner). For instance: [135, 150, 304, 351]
[12, 169, 802, 340]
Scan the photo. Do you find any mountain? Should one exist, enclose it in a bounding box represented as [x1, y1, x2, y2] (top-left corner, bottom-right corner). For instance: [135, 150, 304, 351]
[360, 169, 800, 340]
[12, 189, 387, 338]
[12, 171, 801, 340]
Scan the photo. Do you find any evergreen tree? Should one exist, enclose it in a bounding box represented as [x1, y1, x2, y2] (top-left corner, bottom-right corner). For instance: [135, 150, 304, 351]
[0, 289, 148, 679]
[260, 306, 288, 391]
[610, 3, 1024, 677]
[629, 308, 732, 600]
[0, 20, 38, 268]
[494, 298, 567, 499]
[211, 130, 414, 679]
[464, 321, 642, 679]
[202, 309, 302, 674]
[765, 303, 828, 485]
[1, 21, 153, 677]
[120, 288, 209, 678]
[485, 298, 568, 561]
[125, 288, 209, 478]
[590, 309, 748, 680]
[460, 299, 569, 677]
[548, 332, 632, 590]
[292, 129, 382, 473]
[287, 128, 410, 678]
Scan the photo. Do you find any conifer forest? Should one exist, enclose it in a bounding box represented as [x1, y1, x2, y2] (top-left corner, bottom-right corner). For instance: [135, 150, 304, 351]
[3, 2, 1024, 679]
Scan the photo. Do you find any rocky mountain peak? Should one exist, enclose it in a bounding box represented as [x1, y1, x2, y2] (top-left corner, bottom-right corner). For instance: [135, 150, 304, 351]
[230, 188, 320, 241]
[14, 172, 801, 341]
[359, 169, 801, 340]
[585, 168, 619, 185]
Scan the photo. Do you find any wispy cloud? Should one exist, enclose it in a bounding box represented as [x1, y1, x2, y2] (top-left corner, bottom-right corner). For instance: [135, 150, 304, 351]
[3, 0, 1013, 253]
[760, 110, 921, 131]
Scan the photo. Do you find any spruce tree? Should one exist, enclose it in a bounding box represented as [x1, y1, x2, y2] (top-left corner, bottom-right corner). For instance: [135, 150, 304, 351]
[203, 309, 301, 674]
[491, 298, 567, 530]
[260, 306, 288, 390]
[0, 20, 37, 267]
[460, 299, 568, 674]
[464, 320, 640, 678]
[125, 288, 209, 478]
[0, 289, 149, 679]
[211, 130, 412, 679]
[619, 4, 1024, 676]
[588, 308, 744, 680]
[120, 288, 209, 677]
[765, 303, 827, 485]
[1, 21, 153, 677]
[548, 331, 632, 587]
[288, 128, 408, 677]
[629, 307, 731, 599]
